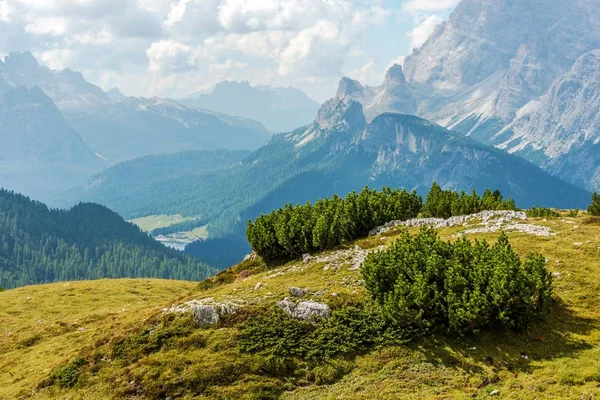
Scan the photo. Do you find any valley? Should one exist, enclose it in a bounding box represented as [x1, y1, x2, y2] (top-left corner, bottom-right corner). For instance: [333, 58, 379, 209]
[1, 0, 600, 398]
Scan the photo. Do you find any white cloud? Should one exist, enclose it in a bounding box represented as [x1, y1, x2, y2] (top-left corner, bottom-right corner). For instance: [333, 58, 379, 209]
[407, 15, 443, 51]
[0, 1, 13, 22]
[24, 17, 69, 36]
[0, 0, 397, 100]
[208, 59, 247, 74]
[40, 48, 73, 70]
[402, 0, 460, 14]
[147, 40, 211, 74]
[388, 55, 406, 68]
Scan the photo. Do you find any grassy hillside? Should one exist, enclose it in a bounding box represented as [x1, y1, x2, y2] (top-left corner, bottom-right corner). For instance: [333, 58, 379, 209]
[0, 279, 196, 399]
[2, 214, 599, 399]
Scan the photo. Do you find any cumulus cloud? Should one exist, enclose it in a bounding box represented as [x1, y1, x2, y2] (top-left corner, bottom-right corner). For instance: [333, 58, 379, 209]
[147, 40, 212, 75]
[402, 0, 460, 14]
[208, 59, 248, 74]
[407, 15, 443, 51]
[0, 0, 396, 100]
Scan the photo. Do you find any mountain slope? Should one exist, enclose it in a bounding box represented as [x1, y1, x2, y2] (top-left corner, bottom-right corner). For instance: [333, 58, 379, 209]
[0, 189, 216, 289]
[62, 96, 591, 238]
[181, 81, 320, 133]
[1, 52, 271, 163]
[336, 64, 419, 122]
[0, 87, 107, 201]
[395, 0, 600, 190]
[2, 213, 599, 399]
[58, 150, 250, 213]
[63, 98, 269, 163]
[493, 50, 600, 190]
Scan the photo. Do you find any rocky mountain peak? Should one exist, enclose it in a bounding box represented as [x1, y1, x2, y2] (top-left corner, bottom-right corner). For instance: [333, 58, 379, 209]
[384, 64, 406, 85]
[314, 96, 366, 132]
[4, 51, 40, 72]
[335, 77, 365, 100]
[107, 87, 125, 100]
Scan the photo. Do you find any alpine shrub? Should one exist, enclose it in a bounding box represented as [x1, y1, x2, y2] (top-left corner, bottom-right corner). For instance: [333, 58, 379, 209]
[361, 228, 552, 336]
[589, 192, 600, 216]
[527, 207, 560, 218]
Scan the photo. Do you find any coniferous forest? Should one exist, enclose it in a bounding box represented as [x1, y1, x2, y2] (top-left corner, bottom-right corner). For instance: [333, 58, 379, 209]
[0, 189, 216, 289]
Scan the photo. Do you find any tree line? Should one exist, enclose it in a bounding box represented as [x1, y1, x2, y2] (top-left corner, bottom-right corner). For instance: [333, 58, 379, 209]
[247, 183, 518, 261]
[0, 189, 216, 289]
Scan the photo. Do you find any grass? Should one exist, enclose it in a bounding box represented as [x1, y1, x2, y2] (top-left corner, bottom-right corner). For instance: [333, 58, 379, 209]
[129, 214, 209, 240]
[2, 215, 600, 399]
[182, 225, 209, 239]
[129, 214, 198, 232]
[0, 279, 196, 399]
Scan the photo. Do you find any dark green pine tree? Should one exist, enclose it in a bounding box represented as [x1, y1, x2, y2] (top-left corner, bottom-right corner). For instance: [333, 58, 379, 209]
[589, 192, 600, 216]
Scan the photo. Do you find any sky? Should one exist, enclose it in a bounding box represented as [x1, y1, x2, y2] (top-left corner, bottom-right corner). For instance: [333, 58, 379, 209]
[0, 0, 459, 102]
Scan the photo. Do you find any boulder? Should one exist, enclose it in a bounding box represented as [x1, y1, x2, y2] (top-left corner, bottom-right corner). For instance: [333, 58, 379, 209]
[289, 287, 309, 298]
[192, 305, 220, 326]
[277, 298, 331, 321]
[164, 299, 238, 326]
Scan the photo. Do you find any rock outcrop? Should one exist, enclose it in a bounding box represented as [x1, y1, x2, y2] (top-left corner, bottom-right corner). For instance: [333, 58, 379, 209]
[277, 298, 331, 321]
[164, 298, 238, 326]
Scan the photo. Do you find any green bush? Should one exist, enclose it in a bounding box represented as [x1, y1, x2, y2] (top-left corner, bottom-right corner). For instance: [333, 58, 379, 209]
[311, 360, 353, 385]
[49, 358, 88, 388]
[362, 228, 552, 336]
[247, 184, 519, 262]
[247, 187, 422, 261]
[567, 209, 580, 218]
[239, 305, 391, 363]
[527, 207, 561, 218]
[589, 192, 600, 216]
[422, 183, 516, 219]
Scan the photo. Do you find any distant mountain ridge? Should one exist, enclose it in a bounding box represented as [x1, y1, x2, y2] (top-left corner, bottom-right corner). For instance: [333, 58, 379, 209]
[0, 52, 271, 164]
[0, 52, 271, 200]
[181, 80, 320, 133]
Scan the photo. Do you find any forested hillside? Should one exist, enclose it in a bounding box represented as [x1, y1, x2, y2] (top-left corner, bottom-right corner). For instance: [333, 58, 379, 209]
[0, 189, 216, 289]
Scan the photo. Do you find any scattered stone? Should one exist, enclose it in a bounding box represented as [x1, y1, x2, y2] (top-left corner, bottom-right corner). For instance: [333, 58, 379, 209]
[574, 242, 583, 247]
[302, 254, 312, 262]
[552, 271, 563, 279]
[331, 292, 339, 297]
[369, 210, 527, 236]
[464, 223, 555, 237]
[243, 252, 257, 261]
[277, 298, 331, 321]
[254, 282, 262, 290]
[490, 389, 500, 396]
[289, 287, 309, 298]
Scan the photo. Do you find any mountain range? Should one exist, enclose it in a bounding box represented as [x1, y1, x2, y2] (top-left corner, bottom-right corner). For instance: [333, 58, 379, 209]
[64, 93, 590, 242]
[337, 0, 600, 192]
[0, 52, 278, 200]
[181, 81, 320, 133]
